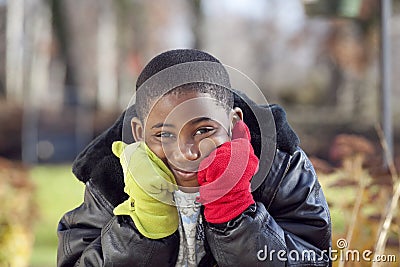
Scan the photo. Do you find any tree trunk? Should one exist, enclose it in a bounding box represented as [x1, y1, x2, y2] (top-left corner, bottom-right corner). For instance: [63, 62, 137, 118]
[97, 0, 118, 110]
[6, 0, 25, 102]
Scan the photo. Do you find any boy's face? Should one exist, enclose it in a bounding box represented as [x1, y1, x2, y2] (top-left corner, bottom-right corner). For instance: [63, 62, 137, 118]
[131, 91, 242, 189]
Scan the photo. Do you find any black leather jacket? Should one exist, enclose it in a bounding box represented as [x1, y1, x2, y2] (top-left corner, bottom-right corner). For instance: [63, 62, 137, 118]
[57, 96, 331, 267]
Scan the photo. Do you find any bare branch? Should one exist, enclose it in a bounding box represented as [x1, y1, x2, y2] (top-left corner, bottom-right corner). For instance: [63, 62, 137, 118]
[372, 124, 399, 267]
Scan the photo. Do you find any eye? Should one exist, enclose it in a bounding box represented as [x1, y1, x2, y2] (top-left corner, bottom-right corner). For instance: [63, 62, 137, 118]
[194, 127, 214, 136]
[155, 132, 176, 140]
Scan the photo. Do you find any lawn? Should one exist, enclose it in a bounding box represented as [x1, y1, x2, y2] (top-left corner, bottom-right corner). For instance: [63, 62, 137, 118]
[29, 165, 85, 267]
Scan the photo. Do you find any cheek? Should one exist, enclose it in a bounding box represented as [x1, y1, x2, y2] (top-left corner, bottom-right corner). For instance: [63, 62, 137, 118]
[199, 131, 231, 157]
[145, 142, 168, 164]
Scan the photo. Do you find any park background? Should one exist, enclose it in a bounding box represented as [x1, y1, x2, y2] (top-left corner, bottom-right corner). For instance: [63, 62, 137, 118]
[1, 0, 400, 266]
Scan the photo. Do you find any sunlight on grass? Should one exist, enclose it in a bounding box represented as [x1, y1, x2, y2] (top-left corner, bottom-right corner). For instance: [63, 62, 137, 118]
[29, 165, 84, 267]
[318, 172, 349, 233]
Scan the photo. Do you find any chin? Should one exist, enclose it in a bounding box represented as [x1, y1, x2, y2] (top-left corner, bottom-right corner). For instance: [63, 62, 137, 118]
[177, 180, 200, 192]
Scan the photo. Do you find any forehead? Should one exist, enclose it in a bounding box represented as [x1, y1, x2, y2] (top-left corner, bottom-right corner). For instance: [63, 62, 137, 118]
[145, 91, 229, 127]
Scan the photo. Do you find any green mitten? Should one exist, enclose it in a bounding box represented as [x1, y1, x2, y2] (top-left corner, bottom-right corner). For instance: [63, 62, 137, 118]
[112, 141, 178, 239]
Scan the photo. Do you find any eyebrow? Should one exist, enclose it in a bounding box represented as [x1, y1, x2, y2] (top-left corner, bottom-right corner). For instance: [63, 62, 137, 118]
[151, 117, 214, 129]
[151, 122, 175, 129]
[189, 117, 213, 124]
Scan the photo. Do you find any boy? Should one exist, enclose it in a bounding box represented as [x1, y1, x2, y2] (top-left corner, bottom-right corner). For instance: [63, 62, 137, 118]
[57, 49, 331, 266]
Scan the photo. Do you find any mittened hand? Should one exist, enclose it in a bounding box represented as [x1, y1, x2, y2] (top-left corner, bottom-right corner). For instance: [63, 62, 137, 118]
[112, 141, 178, 239]
[197, 120, 259, 224]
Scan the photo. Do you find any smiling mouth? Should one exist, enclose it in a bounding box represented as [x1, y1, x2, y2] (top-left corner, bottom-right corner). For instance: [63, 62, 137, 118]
[172, 168, 198, 181]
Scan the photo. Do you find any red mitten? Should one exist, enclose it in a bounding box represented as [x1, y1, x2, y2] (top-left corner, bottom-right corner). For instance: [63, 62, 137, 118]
[197, 120, 259, 223]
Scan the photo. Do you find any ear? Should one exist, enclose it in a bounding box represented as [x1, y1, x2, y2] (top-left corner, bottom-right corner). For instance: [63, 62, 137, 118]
[228, 107, 243, 137]
[131, 117, 144, 142]
[231, 107, 243, 125]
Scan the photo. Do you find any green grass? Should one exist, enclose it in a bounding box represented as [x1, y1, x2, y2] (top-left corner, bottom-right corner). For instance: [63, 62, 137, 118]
[29, 165, 85, 267]
[318, 172, 356, 234]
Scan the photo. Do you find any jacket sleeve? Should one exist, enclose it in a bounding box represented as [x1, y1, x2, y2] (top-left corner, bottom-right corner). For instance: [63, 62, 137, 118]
[57, 181, 113, 267]
[204, 148, 332, 267]
[57, 181, 179, 267]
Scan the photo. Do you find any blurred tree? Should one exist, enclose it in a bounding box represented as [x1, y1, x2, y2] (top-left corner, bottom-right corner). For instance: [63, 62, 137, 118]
[47, 0, 80, 106]
[189, 0, 203, 49]
[6, 0, 24, 102]
[305, 0, 380, 118]
[114, 0, 146, 109]
[0, 5, 5, 98]
[97, 0, 118, 110]
[304, 0, 375, 19]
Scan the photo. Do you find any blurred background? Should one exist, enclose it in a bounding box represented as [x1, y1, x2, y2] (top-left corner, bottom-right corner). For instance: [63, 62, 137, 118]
[1, 0, 400, 266]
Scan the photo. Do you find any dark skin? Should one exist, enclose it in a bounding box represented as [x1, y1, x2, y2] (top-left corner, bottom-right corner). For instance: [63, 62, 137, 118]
[131, 91, 243, 191]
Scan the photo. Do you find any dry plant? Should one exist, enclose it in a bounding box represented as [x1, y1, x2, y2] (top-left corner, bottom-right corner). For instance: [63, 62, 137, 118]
[330, 134, 375, 267]
[315, 133, 399, 267]
[371, 125, 400, 267]
[0, 158, 36, 267]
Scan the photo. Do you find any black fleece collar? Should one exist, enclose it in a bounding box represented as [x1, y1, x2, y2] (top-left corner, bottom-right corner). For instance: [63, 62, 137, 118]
[72, 93, 299, 207]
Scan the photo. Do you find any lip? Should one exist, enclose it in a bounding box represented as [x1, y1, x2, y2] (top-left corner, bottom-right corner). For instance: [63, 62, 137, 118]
[172, 168, 198, 181]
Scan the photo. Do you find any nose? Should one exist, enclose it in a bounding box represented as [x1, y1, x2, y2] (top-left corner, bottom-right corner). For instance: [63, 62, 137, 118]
[179, 142, 200, 161]
[167, 141, 200, 172]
